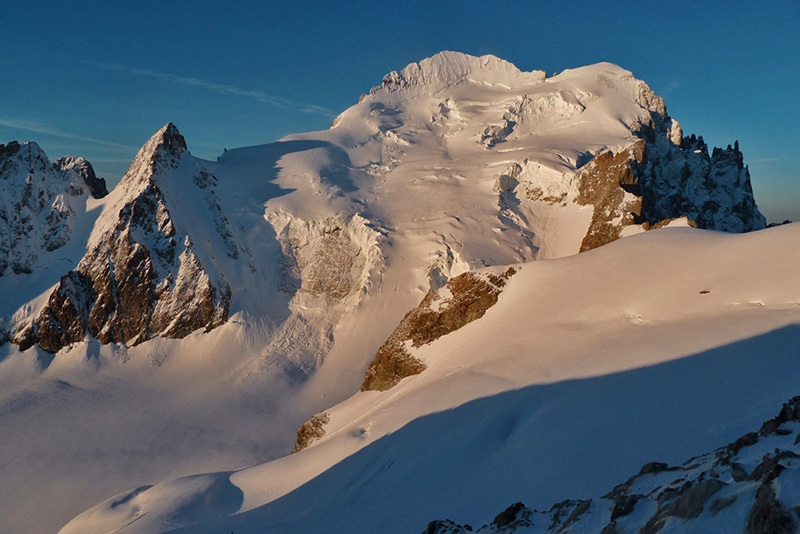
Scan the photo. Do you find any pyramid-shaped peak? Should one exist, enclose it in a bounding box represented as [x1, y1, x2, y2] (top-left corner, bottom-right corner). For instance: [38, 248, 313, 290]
[149, 122, 187, 160]
[118, 122, 188, 187]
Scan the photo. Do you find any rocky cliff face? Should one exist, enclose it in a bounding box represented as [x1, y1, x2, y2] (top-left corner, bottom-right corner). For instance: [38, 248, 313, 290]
[0, 140, 107, 276]
[574, 115, 765, 252]
[638, 133, 765, 233]
[12, 124, 231, 352]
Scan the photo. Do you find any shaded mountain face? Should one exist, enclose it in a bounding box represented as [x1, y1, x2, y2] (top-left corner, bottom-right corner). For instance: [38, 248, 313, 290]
[2, 52, 766, 356]
[0, 140, 106, 277]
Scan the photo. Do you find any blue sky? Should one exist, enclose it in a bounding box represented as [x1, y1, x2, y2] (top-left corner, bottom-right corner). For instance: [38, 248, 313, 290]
[2, 1, 798, 222]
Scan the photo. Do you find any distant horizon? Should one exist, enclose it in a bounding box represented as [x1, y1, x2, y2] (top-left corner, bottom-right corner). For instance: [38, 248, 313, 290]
[3, 1, 798, 223]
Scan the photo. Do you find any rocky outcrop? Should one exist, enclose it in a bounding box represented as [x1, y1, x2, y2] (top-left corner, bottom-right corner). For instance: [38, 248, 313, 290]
[423, 395, 800, 533]
[292, 412, 330, 453]
[575, 120, 766, 252]
[12, 124, 231, 353]
[277, 220, 370, 302]
[361, 268, 516, 391]
[638, 132, 765, 233]
[575, 140, 646, 252]
[56, 155, 108, 198]
[0, 140, 107, 276]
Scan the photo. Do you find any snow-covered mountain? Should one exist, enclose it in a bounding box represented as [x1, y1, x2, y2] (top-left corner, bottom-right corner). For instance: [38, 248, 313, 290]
[2, 52, 765, 357]
[0, 52, 788, 533]
[11, 124, 236, 353]
[0, 140, 106, 278]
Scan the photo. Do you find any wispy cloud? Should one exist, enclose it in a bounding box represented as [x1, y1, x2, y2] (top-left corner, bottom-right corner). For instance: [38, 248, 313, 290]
[0, 118, 137, 150]
[661, 78, 681, 94]
[89, 61, 337, 118]
[748, 157, 780, 164]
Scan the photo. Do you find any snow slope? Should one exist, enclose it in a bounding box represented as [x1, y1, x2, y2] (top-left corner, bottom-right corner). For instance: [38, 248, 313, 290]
[62, 223, 800, 533]
[425, 397, 800, 533]
[0, 52, 779, 533]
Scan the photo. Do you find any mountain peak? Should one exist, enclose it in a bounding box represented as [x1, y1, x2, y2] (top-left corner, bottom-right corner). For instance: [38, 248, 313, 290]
[373, 51, 547, 94]
[145, 121, 187, 170]
[54, 155, 108, 198]
[118, 122, 188, 188]
[14, 120, 233, 353]
[156, 121, 187, 155]
[0, 140, 48, 171]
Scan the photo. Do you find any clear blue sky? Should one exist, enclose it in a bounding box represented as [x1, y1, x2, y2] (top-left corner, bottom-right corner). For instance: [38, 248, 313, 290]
[2, 1, 798, 222]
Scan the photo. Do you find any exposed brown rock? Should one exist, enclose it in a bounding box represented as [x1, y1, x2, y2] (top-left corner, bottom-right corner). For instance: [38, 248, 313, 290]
[34, 271, 96, 353]
[574, 128, 765, 253]
[302, 228, 364, 300]
[10, 125, 234, 354]
[22, 181, 230, 353]
[292, 412, 330, 453]
[575, 140, 646, 252]
[526, 185, 568, 204]
[359, 339, 427, 393]
[361, 268, 516, 391]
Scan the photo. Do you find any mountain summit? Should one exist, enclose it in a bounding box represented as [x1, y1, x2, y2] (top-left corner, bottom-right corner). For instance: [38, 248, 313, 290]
[374, 50, 548, 93]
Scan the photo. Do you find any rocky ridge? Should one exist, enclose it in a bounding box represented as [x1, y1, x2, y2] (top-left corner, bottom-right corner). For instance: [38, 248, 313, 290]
[361, 267, 517, 392]
[572, 115, 765, 252]
[291, 266, 517, 453]
[424, 397, 800, 534]
[0, 140, 107, 277]
[572, 111, 764, 252]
